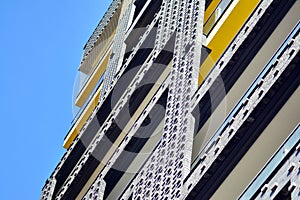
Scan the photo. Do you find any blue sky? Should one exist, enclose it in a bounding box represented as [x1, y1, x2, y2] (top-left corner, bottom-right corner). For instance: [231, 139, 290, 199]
[0, 1, 110, 199]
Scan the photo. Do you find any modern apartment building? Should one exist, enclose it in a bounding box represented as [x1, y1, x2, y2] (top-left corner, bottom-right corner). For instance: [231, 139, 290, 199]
[41, 0, 300, 199]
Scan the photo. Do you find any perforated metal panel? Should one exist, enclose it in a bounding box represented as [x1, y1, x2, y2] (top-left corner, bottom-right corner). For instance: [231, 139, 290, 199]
[83, 178, 106, 200]
[101, 2, 135, 98]
[81, 0, 122, 65]
[254, 143, 300, 200]
[41, 177, 56, 200]
[128, 0, 205, 199]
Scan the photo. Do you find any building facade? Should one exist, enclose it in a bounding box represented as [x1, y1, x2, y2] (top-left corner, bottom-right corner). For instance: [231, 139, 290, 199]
[42, 0, 300, 199]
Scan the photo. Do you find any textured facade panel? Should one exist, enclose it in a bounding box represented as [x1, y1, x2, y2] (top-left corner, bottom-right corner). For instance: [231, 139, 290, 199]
[101, 2, 135, 98]
[83, 178, 106, 200]
[81, 0, 122, 65]
[132, 0, 205, 199]
[41, 177, 56, 200]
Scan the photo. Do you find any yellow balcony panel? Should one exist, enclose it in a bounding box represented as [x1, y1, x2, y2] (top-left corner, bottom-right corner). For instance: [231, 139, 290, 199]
[199, 0, 260, 85]
[75, 49, 110, 107]
[64, 87, 102, 149]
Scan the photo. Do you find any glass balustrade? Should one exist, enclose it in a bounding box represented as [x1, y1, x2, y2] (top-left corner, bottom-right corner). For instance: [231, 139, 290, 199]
[203, 0, 233, 35]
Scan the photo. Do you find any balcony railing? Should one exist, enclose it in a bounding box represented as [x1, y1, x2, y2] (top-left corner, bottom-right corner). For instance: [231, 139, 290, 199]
[71, 72, 105, 126]
[238, 124, 300, 199]
[191, 20, 300, 170]
[72, 1, 122, 111]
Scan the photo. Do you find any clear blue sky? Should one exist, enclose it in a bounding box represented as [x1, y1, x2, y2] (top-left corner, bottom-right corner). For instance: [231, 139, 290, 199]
[0, 1, 110, 199]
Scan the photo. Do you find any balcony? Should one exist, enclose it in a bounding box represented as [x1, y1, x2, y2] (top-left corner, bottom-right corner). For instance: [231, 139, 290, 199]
[239, 124, 300, 199]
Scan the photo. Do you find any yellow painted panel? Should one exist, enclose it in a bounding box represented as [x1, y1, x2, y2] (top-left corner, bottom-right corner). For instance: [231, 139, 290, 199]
[64, 88, 101, 149]
[199, 0, 260, 85]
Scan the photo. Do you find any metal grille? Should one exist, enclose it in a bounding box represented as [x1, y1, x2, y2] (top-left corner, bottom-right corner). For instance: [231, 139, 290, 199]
[131, 0, 205, 199]
[81, 0, 121, 65]
[101, 2, 135, 98]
